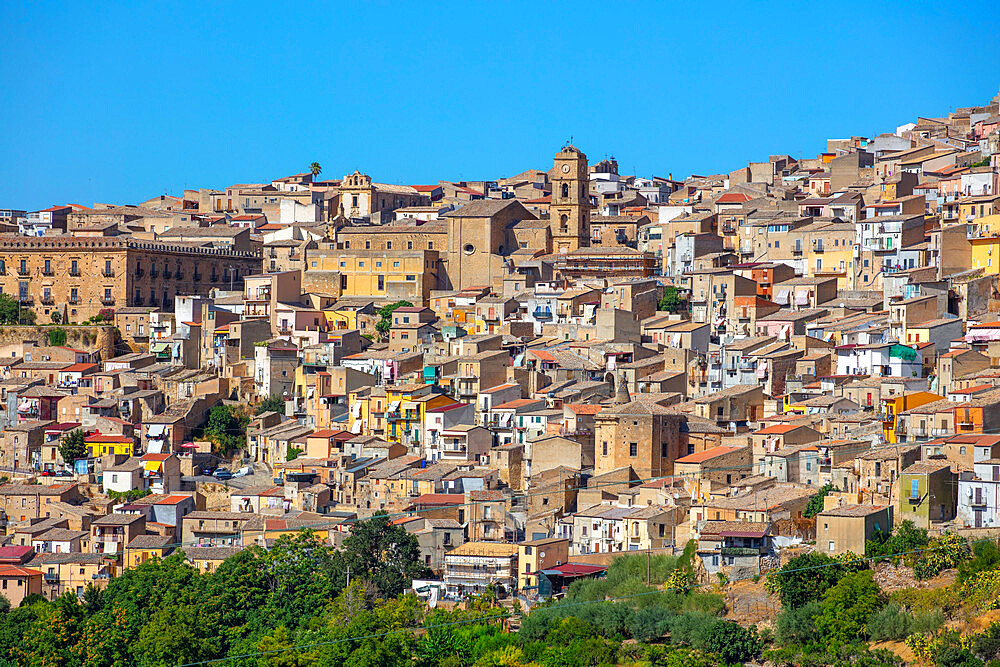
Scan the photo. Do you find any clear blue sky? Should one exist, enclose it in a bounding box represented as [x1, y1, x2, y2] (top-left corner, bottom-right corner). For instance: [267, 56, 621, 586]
[2, 1, 998, 211]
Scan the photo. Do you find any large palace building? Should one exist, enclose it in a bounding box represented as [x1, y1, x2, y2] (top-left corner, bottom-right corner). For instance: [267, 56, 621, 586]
[0, 235, 262, 322]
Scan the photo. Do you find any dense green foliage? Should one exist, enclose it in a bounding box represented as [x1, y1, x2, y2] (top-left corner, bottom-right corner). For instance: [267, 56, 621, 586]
[657, 287, 684, 313]
[59, 428, 87, 465]
[47, 326, 67, 346]
[803, 483, 837, 518]
[201, 404, 250, 455]
[0, 293, 19, 325]
[0, 519, 432, 667]
[256, 394, 286, 415]
[766, 551, 866, 609]
[107, 488, 153, 503]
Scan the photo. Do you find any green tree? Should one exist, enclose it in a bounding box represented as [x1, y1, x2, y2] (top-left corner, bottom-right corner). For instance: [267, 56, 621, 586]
[341, 513, 431, 598]
[803, 483, 837, 518]
[0, 293, 18, 325]
[286, 445, 303, 461]
[59, 428, 87, 465]
[375, 300, 413, 340]
[50, 310, 62, 324]
[310, 162, 322, 180]
[815, 569, 884, 645]
[766, 551, 863, 609]
[203, 404, 249, 454]
[256, 394, 286, 415]
[657, 286, 684, 313]
[704, 620, 763, 665]
[775, 600, 822, 646]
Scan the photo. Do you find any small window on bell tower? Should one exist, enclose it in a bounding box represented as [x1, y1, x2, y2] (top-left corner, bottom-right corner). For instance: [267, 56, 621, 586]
[561, 183, 569, 198]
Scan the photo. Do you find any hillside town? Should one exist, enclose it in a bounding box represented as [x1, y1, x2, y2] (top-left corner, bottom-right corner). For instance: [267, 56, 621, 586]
[4, 85, 1000, 617]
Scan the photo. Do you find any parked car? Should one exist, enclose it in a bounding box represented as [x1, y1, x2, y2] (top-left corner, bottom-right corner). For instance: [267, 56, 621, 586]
[213, 469, 233, 481]
[40, 470, 54, 476]
[55, 470, 73, 477]
[201, 467, 215, 476]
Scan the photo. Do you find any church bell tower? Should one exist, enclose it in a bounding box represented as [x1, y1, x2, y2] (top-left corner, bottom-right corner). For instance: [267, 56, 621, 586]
[550, 145, 590, 253]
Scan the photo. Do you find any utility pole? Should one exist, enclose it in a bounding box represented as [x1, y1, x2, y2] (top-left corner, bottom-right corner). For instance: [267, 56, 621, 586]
[346, 565, 351, 587]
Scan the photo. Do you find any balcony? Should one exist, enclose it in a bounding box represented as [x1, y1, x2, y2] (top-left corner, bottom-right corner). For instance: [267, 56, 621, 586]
[193, 273, 202, 281]
[150, 269, 159, 278]
[18, 268, 30, 276]
[70, 269, 81, 277]
[40, 295, 54, 305]
[134, 268, 144, 278]
[813, 243, 824, 253]
[720, 547, 761, 557]
[175, 270, 184, 279]
[101, 296, 116, 305]
[792, 246, 803, 255]
[163, 269, 173, 279]
[102, 270, 115, 277]
[69, 298, 80, 305]
[19, 295, 33, 304]
[42, 268, 54, 276]
[43, 572, 59, 583]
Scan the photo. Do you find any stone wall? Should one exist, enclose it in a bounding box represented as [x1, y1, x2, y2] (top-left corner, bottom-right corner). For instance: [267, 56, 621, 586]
[0, 325, 120, 359]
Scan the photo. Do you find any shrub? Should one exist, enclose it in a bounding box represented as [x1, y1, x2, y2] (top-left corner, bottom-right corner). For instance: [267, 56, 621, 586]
[775, 601, 822, 646]
[665, 611, 719, 648]
[867, 603, 914, 642]
[766, 551, 864, 609]
[959, 541, 1000, 584]
[704, 620, 763, 665]
[628, 606, 675, 642]
[47, 327, 67, 347]
[804, 484, 837, 518]
[814, 570, 885, 645]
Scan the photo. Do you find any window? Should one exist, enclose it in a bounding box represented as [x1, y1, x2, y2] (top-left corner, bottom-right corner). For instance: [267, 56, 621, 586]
[405, 274, 415, 281]
[629, 442, 638, 457]
[661, 442, 669, 457]
[365, 241, 370, 249]
[428, 242, 433, 250]
[828, 540, 835, 552]
[386, 242, 392, 250]
[910, 479, 919, 499]
[407, 241, 413, 249]
[602, 442, 607, 456]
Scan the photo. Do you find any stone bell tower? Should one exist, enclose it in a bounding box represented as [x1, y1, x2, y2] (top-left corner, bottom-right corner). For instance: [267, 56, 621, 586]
[550, 145, 590, 253]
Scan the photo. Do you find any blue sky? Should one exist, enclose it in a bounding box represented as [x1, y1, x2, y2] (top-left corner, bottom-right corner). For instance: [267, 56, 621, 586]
[1, 1, 998, 211]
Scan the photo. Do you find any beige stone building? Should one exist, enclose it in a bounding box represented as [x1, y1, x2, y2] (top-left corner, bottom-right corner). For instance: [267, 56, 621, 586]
[0, 235, 261, 322]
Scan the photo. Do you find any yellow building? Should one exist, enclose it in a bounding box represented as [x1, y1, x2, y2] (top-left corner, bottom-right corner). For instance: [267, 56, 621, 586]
[85, 433, 136, 458]
[125, 535, 173, 569]
[969, 215, 1000, 274]
[310, 246, 439, 304]
[881, 391, 943, 443]
[517, 538, 570, 591]
[348, 387, 388, 437]
[384, 384, 459, 446]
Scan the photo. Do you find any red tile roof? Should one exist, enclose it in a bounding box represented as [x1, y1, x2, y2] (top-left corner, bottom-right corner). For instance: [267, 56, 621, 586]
[0, 565, 43, 577]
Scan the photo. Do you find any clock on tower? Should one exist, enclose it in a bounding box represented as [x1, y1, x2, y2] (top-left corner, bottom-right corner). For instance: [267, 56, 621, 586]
[550, 145, 590, 253]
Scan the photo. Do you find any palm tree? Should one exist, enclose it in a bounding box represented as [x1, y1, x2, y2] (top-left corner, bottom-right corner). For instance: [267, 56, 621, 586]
[309, 162, 322, 181]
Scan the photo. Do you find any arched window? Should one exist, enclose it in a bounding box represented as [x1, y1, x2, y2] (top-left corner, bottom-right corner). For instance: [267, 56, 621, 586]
[561, 183, 569, 198]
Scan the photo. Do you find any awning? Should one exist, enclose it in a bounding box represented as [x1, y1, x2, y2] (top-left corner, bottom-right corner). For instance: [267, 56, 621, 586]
[143, 461, 162, 472]
[388, 401, 400, 412]
[794, 289, 810, 306]
[350, 421, 362, 434]
[17, 400, 31, 412]
[147, 424, 166, 438]
[774, 288, 790, 305]
[150, 342, 170, 354]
